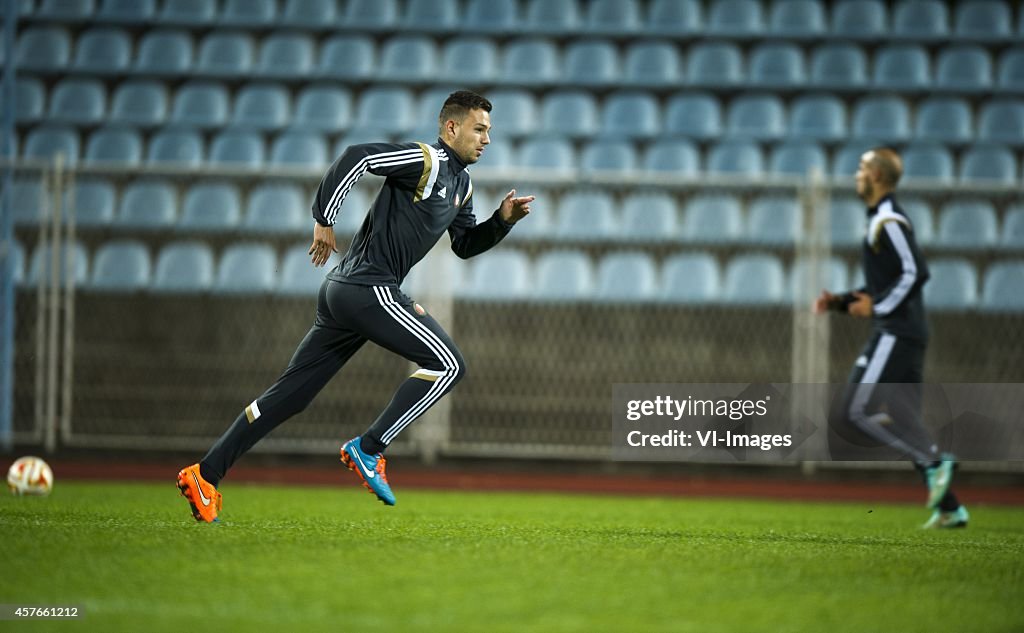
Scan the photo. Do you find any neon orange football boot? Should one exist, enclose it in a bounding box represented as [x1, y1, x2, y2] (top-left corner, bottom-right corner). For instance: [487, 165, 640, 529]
[176, 464, 222, 523]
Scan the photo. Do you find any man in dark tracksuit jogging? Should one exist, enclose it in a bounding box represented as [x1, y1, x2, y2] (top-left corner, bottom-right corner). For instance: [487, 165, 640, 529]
[178, 91, 534, 521]
[814, 147, 968, 529]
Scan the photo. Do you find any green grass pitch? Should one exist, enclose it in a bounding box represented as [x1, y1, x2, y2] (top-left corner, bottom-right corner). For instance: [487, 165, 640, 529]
[1, 481, 1022, 632]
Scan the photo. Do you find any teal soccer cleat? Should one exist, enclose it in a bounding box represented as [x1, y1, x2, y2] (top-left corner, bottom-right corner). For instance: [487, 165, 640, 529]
[923, 505, 969, 529]
[925, 454, 956, 509]
[341, 437, 396, 506]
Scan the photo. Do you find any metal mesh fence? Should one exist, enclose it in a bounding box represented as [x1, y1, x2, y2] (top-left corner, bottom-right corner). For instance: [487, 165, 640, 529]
[5, 162, 1024, 467]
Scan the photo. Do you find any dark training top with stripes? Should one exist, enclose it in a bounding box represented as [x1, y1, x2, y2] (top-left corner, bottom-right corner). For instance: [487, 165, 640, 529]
[840, 193, 930, 342]
[312, 138, 514, 287]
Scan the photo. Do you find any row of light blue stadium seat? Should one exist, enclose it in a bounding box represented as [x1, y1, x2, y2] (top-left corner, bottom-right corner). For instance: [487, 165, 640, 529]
[16, 0, 1024, 41]
[9, 237, 1024, 311]
[15, 78, 1024, 148]
[11, 26, 1024, 94]
[9, 176, 1024, 252]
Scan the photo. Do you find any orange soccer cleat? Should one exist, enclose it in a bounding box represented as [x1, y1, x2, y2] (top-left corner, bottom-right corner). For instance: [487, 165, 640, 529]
[176, 464, 222, 523]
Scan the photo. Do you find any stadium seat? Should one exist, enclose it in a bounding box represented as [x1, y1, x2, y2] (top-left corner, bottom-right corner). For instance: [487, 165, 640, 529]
[538, 91, 597, 140]
[937, 199, 999, 249]
[745, 196, 799, 244]
[564, 39, 620, 86]
[789, 95, 846, 142]
[768, 0, 826, 38]
[554, 190, 617, 241]
[9, 179, 49, 226]
[831, 0, 887, 38]
[901, 144, 954, 184]
[533, 250, 594, 301]
[516, 138, 574, 170]
[403, 0, 458, 31]
[147, 127, 203, 167]
[37, 0, 93, 20]
[15, 26, 70, 72]
[810, 43, 868, 89]
[683, 194, 743, 243]
[1001, 205, 1024, 250]
[220, 0, 276, 27]
[523, 0, 579, 33]
[233, 84, 291, 132]
[209, 129, 265, 168]
[502, 39, 559, 85]
[270, 131, 327, 169]
[595, 252, 658, 302]
[277, 244, 329, 297]
[244, 183, 307, 234]
[317, 35, 375, 81]
[28, 241, 89, 287]
[585, 0, 641, 34]
[215, 244, 278, 294]
[925, 258, 978, 310]
[935, 46, 993, 92]
[892, 0, 948, 40]
[622, 41, 681, 88]
[687, 42, 744, 88]
[170, 81, 229, 130]
[707, 0, 764, 37]
[179, 182, 242, 233]
[665, 92, 722, 141]
[378, 36, 437, 82]
[47, 78, 105, 126]
[158, 0, 216, 26]
[292, 85, 352, 134]
[343, 0, 397, 28]
[997, 47, 1024, 92]
[748, 42, 806, 88]
[68, 178, 116, 228]
[14, 77, 44, 124]
[465, 0, 519, 32]
[84, 126, 142, 165]
[441, 38, 498, 82]
[646, 0, 702, 35]
[723, 254, 786, 305]
[977, 100, 1024, 146]
[354, 87, 415, 137]
[706, 140, 764, 176]
[620, 193, 678, 242]
[458, 249, 531, 300]
[954, 1, 1012, 40]
[873, 45, 931, 91]
[110, 81, 168, 129]
[23, 125, 79, 164]
[726, 94, 786, 141]
[914, 97, 973, 145]
[980, 261, 1024, 311]
[601, 92, 659, 140]
[151, 242, 215, 293]
[851, 96, 911, 143]
[769, 140, 827, 178]
[196, 31, 255, 77]
[660, 252, 720, 303]
[90, 240, 151, 292]
[581, 139, 637, 172]
[72, 27, 131, 75]
[829, 196, 866, 247]
[134, 29, 194, 76]
[281, 0, 338, 29]
[959, 144, 1017, 185]
[642, 140, 700, 175]
[900, 197, 936, 246]
[788, 257, 848, 302]
[488, 90, 538, 139]
[117, 179, 177, 230]
[97, 0, 156, 23]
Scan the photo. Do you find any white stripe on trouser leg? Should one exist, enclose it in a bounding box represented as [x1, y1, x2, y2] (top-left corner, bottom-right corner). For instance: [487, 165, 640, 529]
[371, 286, 459, 445]
[848, 333, 931, 462]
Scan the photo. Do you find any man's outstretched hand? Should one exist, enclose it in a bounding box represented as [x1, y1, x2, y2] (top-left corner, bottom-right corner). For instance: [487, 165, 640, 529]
[498, 189, 535, 224]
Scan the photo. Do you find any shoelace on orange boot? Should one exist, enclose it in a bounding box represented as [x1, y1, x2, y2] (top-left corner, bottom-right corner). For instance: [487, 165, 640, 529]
[375, 456, 389, 483]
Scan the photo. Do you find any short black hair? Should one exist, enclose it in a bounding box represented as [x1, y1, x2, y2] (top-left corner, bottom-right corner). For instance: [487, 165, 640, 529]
[438, 90, 492, 128]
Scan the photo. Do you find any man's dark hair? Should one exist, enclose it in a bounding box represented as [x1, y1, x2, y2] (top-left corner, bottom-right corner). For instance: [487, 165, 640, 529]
[438, 90, 492, 128]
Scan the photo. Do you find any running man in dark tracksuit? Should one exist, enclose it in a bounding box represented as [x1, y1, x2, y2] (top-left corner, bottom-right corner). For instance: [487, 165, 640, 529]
[178, 91, 534, 520]
[814, 148, 968, 529]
